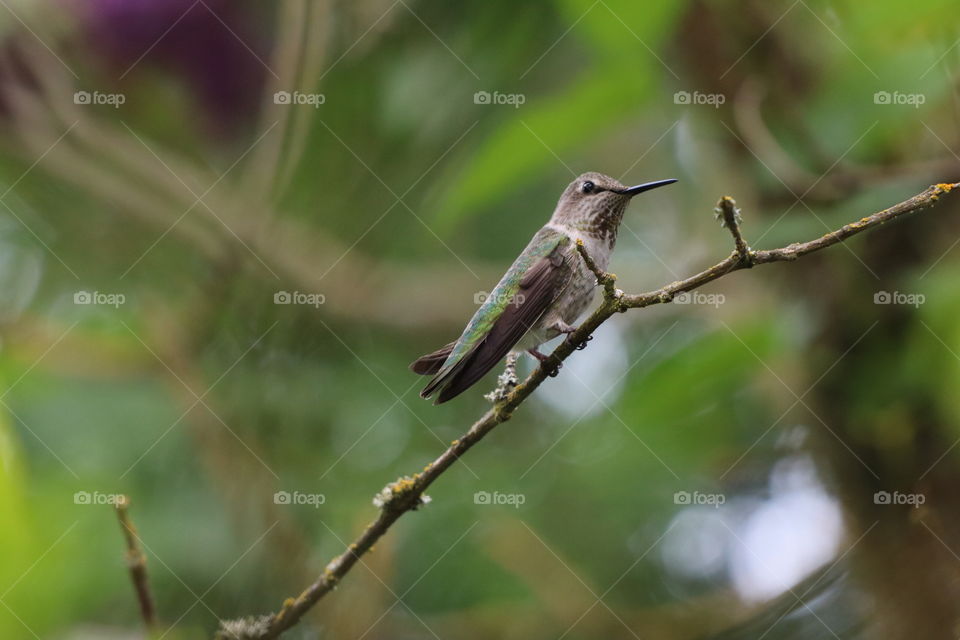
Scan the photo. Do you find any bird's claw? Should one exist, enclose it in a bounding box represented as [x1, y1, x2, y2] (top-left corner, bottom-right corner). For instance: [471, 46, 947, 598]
[528, 348, 562, 377]
[564, 332, 592, 351]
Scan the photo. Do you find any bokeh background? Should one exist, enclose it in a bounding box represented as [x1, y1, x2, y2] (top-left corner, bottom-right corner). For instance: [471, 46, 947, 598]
[0, 1, 958, 638]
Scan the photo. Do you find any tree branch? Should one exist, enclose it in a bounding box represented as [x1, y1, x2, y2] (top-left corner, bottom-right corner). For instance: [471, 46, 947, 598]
[216, 181, 957, 639]
[115, 495, 157, 632]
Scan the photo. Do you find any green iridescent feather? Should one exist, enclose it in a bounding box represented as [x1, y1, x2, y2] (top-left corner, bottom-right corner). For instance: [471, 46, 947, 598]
[436, 227, 570, 375]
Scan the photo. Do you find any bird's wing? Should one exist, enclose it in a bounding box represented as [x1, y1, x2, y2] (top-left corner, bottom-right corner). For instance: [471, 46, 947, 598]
[421, 228, 572, 403]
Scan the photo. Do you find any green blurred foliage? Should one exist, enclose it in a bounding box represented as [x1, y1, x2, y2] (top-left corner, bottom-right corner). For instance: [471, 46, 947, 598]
[0, 0, 957, 638]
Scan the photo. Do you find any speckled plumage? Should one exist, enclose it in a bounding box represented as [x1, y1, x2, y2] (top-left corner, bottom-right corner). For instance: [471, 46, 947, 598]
[519, 172, 634, 349]
[413, 172, 676, 403]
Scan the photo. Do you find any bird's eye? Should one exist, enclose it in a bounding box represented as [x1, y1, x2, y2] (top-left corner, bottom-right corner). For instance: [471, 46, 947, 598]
[581, 180, 595, 194]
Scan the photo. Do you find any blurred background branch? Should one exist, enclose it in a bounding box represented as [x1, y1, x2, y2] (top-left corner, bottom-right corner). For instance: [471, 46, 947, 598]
[114, 495, 157, 633]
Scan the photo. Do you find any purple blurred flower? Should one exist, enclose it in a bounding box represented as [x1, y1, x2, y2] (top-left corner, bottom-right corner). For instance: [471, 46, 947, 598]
[70, 0, 268, 134]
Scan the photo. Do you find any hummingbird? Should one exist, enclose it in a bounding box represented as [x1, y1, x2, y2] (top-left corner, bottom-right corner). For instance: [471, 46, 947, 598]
[411, 172, 676, 404]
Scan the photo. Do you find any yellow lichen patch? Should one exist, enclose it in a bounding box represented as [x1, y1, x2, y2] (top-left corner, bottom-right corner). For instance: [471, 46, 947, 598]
[390, 475, 417, 494]
[935, 183, 955, 192]
[373, 473, 432, 510]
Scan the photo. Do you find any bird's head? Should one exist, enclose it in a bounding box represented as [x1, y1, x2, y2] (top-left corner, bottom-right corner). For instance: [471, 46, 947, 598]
[550, 172, 676, 236]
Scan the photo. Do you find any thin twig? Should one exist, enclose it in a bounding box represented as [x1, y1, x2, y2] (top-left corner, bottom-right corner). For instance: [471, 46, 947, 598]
[115, 495, 157, 632]
[484, 351, 519, 403]
[715, 195, 751, 264]
[216, 181, 958, 639]
[575, 239, 620, 300]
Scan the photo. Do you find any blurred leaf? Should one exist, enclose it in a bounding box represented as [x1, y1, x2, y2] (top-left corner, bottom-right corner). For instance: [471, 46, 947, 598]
[435, 0, 685, 226]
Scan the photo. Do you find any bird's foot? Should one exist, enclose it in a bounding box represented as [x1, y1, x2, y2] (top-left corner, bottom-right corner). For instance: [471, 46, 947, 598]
[548, 320, 577, 336]
[527, 348, 550, 363]
[527, 348, 562, 377]
[552, 322, 593, 351]
[571, 334, 593, 351]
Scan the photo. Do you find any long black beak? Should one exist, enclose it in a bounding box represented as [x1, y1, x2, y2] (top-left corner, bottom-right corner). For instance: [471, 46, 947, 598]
[619, 178, 677, 197]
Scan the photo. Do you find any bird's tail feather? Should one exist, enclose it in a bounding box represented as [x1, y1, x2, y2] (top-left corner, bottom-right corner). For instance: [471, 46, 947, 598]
[421, 338, 513, 404]
[409, 342, 456, 375]
[419, 341, 487, 403]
